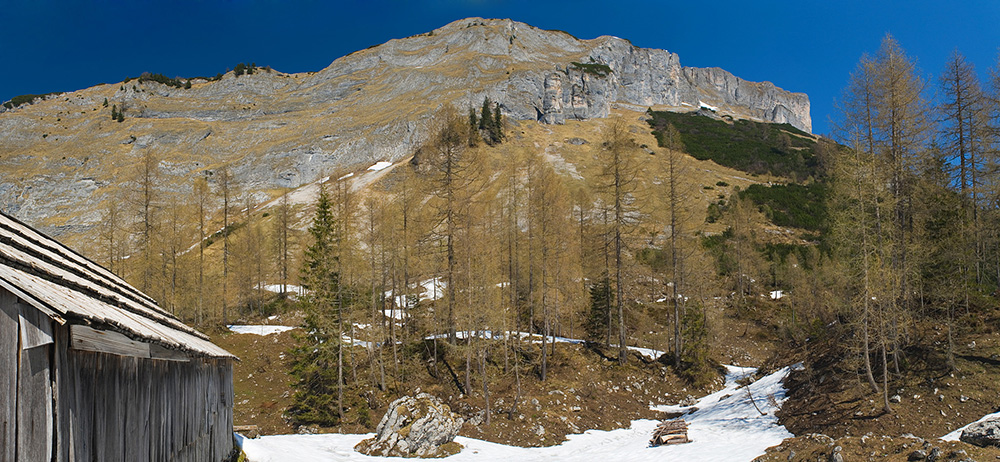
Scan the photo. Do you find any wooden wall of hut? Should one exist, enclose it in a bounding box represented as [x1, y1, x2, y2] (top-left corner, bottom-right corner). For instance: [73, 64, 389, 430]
[0, 289, 236, 462]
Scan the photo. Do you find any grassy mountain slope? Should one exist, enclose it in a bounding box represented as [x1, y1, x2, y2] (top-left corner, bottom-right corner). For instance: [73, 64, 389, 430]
[0, 18, 809, 254]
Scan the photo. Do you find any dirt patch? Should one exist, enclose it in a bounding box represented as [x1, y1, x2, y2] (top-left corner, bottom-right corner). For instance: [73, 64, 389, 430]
[213, 328, 300, 435]
[445, 343, 723, 447]
[755, 433, 1000, 462]
[215, 322, 728, 446]
[775, 310, 1000, 444]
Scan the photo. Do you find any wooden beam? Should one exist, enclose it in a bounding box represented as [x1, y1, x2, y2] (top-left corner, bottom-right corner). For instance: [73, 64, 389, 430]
[70, 324, 150, 359]
[149, 344, 190, 362]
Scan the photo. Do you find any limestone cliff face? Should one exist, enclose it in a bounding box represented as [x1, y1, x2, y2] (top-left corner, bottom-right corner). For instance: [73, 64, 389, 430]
[525, 36, 810, 131]
[0, 17, 810, 249]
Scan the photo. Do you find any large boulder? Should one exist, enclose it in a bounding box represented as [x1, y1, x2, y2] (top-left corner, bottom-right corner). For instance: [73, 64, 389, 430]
[355, 393, 464, 458]
[960, 418, 1000, 448]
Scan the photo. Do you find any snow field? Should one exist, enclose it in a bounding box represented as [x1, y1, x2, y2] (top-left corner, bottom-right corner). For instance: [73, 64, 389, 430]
[238, 364, 797, 461]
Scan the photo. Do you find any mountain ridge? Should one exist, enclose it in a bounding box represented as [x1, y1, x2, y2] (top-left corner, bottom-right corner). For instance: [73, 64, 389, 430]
[0, 17, 809, 249]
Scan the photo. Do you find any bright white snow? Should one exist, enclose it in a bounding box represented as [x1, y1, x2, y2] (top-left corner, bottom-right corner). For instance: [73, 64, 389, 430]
[238, 364, 795, 462]
[419, 277, 447, 301]
[699, 101, 719, 112]
[261, 284, 308, 297]
[422, 331, 665, 361]
[383, 308, 406, 320]
[769, 290, 784, 300]
[228, 325, 298, 335]
[941, 410, 1000, 441]
[367, 161, 393, 171]
[382, 278, 446, 309]
[649, 364, 796, 460]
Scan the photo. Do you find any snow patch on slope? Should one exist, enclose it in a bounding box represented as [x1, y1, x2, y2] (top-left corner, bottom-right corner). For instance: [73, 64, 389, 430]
[941, 410, 1000, 441]
[367, 161, 393, 171]
[238, 364, 796, 461]
[228, 325, 297, 336]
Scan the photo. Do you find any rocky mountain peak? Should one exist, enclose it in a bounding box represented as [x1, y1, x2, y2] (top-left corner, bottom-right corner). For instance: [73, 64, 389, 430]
[301, 17, 810, 132]
[0, 17, 810, 248]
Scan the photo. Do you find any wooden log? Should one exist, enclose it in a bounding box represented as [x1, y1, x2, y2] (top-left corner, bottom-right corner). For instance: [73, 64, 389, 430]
[234, 425, 260, 439]
[660, 434, 689, 444]
[650, 419, 690, 446]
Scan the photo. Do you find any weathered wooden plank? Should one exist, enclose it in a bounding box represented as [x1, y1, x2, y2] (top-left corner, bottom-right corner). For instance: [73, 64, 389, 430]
[123, 356, 150, 462]
[52, 325, 72, 462]
[70, 324, 150, 358]
[0, 276, 65, 325]
[19, 302, 53, 350]
[17, 343, 52, 462]
[0, 290, 18, 462]
[92, 354, 109, 462]
[147, 360, 163, 462]
[223, 361, 235, 458]
[107, 355, 125, 462]
[71, 351, 95, 462]
[149, 343, 190, 362]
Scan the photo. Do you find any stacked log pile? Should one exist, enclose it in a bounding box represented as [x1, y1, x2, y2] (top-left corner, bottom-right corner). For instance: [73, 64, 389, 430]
[649, 419, 690, 446]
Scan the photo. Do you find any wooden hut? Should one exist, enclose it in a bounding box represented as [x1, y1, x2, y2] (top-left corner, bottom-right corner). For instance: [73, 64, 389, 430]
[0, 212, 236, 462]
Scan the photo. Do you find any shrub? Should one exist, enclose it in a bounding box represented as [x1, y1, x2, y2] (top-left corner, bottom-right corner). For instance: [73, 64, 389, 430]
[647, 110, 819, 180]
[233, 62, 258, 78]
[138, 72, 184, 88]
[738, 183, 828, 232]
[3, 92, 58, 110]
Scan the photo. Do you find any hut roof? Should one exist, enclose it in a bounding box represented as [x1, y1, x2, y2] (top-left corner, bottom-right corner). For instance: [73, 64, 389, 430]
[0, 211, 233, 359]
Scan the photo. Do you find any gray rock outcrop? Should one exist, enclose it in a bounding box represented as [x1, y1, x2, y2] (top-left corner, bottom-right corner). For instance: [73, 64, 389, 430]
[355, 393, 464, 458]
[533, 38, 810, 132]
[960, 417, 1000, 448]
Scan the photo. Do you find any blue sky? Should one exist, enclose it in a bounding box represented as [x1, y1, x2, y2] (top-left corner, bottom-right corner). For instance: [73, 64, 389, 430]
[2, 0, 999, 135]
